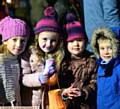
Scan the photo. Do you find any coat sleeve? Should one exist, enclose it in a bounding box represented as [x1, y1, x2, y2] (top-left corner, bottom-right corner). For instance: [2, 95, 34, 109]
[21, 57, 42, 87]
[81, 58, 97, 102]
[103, 0, 120, 27]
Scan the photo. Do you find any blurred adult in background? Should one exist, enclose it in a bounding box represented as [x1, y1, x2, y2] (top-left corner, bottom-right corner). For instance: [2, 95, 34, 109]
[79, 0, 120, 51]
[30, 0, 83, 26]
[29, 0, 48, 26]
[14, 0, 31, 22]
[0, 0, 31, 22]
[0, 2, 7, 20]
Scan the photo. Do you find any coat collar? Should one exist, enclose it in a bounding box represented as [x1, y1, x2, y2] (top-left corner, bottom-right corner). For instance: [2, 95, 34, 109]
[97, 57, 120, 76]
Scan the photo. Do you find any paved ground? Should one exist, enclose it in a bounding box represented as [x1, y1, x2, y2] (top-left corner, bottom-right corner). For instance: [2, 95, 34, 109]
[0, 107, 40, 109]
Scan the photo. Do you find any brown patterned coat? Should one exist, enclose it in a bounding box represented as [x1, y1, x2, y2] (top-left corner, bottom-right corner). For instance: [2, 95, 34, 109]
[59, 50, 97, 109]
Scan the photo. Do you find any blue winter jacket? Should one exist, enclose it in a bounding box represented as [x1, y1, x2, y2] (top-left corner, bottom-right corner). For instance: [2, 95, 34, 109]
[97, 57, 120, 109]
[82, 0, 120, 42]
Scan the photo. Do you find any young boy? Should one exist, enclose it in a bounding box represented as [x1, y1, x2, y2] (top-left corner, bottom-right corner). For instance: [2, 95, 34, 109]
[91, 28, 120, 109]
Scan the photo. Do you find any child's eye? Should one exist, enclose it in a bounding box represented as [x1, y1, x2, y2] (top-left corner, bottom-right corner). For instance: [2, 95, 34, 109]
[76, 39, 83, 41]
[51, 39, 57, 43]
[30, 59, 34, 63]
[20, 39, 26, 43]
[43, 38, 47, 41]
[68, 40, 73, 43]
[108, 47, 112, 50]
[12, 38, 17, 42]
[100, 47, 104, 50]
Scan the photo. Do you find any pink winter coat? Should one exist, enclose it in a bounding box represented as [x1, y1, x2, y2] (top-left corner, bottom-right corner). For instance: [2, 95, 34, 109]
[21, 52, 58, 108]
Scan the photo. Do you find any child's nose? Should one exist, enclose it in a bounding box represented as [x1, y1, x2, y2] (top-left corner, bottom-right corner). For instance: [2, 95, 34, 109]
[46, 40, 51, 47]
[104, 49, 109, 54]
[73, 40, 78, 45]
[16, 40, 21, 47]
[105, 52, 109, 55]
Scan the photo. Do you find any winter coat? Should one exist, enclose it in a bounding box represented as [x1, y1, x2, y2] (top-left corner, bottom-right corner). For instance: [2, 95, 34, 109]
[60, 50, 97, 109]
[0, 54, 21, 106]
[21, 53, 45, 107]
[97, 57, 120, 109]
[21, 51, 63, 108]
[29, 55, 44, 106]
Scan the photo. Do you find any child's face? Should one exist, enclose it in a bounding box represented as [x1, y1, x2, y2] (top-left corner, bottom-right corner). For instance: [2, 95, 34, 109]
[98, 39, 113, 62]
[67, 39, 85, 56]
[30, 54, 39, 67]
[3, 36, 27, 55]
[38, 31, 59, 53]
[30, 53, 43, 72]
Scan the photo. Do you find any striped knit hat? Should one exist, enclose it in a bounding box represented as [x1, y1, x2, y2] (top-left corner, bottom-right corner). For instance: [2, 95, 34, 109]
[0, 16, 29, 41]
[65, 13, 86, 42]
[34, 6, 61, 34]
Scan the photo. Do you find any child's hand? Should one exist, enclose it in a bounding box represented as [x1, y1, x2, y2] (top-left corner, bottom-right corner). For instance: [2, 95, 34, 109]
[62, 86, 81, 100]
[38, 73, 48, 84]
[43, 58, 56, 76]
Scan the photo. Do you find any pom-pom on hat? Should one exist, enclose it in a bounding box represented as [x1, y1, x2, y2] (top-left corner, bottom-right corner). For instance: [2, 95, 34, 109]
[34, 6, 61, 34]
[65, 13, 86, 42]
[0, 16, 29, 41]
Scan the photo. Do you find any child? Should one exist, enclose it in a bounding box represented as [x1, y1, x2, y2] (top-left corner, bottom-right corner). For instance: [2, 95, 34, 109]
[91, 28, 120, 109]
[29, 46, 44, 73]
[0, 16, 29, 106]
[21, 6, 65, 108]
[29, 46, 44, 106]
[60, 13, 97, 109]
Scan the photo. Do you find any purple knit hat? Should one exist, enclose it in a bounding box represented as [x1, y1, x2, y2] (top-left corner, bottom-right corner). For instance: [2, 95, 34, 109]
[65, 13, 86, 42]
[34, 6, 61, 34]
[0, 16, 29, 41]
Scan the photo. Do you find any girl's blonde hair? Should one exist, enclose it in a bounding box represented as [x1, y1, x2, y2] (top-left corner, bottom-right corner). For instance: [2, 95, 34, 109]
[0, 44, 12, 56]
[30, 34, 65, 72]
[91, 28, 119, 58]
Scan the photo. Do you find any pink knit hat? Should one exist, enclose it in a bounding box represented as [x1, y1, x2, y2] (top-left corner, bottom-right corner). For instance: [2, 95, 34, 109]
[0, 16, 29, 41]
[65, 13, 86, 42]
[34, 6, 61, 34]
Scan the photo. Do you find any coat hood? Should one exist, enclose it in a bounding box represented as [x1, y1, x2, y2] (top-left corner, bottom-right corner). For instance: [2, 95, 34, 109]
[91, 28, 119, 58]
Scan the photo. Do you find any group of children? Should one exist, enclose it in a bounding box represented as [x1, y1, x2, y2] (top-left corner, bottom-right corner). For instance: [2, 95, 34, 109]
[0, 5, 120, 109]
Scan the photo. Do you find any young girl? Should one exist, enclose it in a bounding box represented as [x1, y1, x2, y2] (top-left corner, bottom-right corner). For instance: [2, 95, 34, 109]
[29, 46, 44, 74]
[60, 13, 97, 109]
[21, 6, 65, 108]
[91, 28, 120, 109]
[29, 46, 44, 106]
[0, 16, 29, 106]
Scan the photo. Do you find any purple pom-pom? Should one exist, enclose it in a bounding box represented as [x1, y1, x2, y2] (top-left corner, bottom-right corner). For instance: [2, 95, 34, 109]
[66, 13, 76, 22]
[44, 6, 56, 17]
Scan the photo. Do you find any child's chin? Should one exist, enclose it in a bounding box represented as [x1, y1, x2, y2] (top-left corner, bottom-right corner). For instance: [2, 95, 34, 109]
[104, 58, 111, 62]
[12, 51, 21, 55]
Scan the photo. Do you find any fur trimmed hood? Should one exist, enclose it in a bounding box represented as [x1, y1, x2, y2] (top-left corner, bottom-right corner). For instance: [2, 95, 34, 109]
[91, 28, 119, 58]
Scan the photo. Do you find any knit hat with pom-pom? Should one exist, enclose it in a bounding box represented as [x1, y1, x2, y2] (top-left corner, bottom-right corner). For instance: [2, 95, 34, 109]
[65, 13, 86, 42]
[34, 6, 61, 34]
